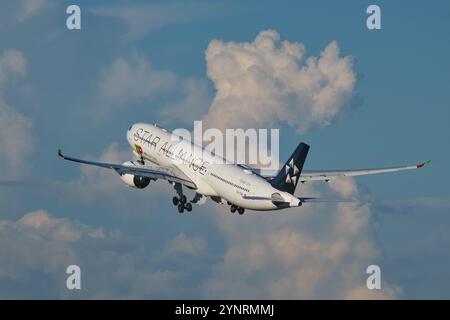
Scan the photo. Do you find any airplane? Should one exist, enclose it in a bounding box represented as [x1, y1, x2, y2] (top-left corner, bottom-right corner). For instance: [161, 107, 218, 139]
[58, 123, 430, 214]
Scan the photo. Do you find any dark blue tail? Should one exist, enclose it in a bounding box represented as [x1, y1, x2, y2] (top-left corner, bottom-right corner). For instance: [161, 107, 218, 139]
[270, 142, 310, 194]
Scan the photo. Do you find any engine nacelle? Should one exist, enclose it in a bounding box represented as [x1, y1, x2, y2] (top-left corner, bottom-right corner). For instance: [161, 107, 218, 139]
[119, 161, 151, 189]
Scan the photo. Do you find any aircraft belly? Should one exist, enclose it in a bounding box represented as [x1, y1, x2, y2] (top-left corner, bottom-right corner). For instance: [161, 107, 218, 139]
[239, 199, 278, 210]
[176, 163, 217, 196]
[215, 187, 277, 210]
[195, 180, 218, 196]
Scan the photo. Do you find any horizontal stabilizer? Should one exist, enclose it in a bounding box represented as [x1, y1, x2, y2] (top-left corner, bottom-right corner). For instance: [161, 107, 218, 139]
[299, 197, 357, 203]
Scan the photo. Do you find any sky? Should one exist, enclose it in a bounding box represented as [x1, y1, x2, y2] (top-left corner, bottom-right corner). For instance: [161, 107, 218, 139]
[0, 0, 449, 299]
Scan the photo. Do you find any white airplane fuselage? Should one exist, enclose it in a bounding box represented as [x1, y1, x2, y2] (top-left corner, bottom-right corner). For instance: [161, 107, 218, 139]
[126, 123, 300, 211]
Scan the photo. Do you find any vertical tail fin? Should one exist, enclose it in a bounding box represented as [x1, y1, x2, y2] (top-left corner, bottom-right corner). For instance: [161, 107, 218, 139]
[270, 142, 309, 194]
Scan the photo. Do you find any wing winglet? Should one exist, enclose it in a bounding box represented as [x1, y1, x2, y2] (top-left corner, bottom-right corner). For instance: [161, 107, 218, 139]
[417, 160, 431, 168]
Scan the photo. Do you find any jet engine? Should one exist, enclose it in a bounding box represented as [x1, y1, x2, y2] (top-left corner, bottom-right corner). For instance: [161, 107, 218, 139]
[119, 161, 151, 189]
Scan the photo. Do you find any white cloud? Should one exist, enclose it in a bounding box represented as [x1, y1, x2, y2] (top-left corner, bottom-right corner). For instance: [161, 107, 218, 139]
[0, 29, 406, 299]
[0, 50, 26, 82]
[16, 0, 49, 22]
[203, 30, 357, 132]
[0, 209, 184, 298]
[92, 2, 226, 42]
[0, 50, 33, 178]
[203, 180, 402, 299]
[79, 142, 129, 179]
[328, 177, 359, 197]
[0, 105, 32, 177]
[93, 30, 356, 128]
[98, 55, 177, 108]
[15, 210, 82, 242]
[198, 32, 400, 298]
[0, 210, 93, 283]
[58, 142, 172, 216]
[164, 233, 207, 256]
[95, 54, 210, 123]
[81, 30, 397, 299]
[159, 77, 211, 124]
[344, 284, 402, 299]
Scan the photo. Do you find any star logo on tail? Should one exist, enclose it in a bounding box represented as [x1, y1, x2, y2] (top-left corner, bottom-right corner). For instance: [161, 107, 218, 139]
[284, 159, 300, 185]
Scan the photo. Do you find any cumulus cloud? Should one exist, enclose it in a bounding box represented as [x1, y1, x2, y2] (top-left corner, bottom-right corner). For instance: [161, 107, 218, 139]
[95, 54, 210, 123]
[203, 180, 402, 299]
[203, 30, 358, 132]
[16, 0, 49, 22]
[62, 142, 146, 205]
[195, 32, 401, 299]
[159, 77, 211, 124]
[344, 285, 402, 300]
[0, 29, 403, 299]
[0, 50, 33, 178]
[92, 2, 227, 42]
[163, 232, 207, 257]
[80, 30, 396, 299]
[78, 142, 130, 180]
[0, 50, 26, 81]
[57, 142, 175, 218]
[0, 106, 32, 177]
[328, 177, 359, 198]
[0, 209, 190, 299]
[94, 29, 357, 129]
[98, 55, 177, 109]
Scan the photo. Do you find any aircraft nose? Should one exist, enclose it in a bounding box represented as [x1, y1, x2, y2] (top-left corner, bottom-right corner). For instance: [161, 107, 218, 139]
[127, 125, 133, 142]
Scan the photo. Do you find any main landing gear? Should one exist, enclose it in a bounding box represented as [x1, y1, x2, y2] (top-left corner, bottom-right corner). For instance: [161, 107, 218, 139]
[172, 196, 192, 213]
[230, 204, 245, 215]
[172, 183, 192, 213]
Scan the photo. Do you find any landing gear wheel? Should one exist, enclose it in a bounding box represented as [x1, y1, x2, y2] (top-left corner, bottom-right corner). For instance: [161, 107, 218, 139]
[180, 195, 187, 204]
[238, 208, 245, 215]
[230, 205, 237, 213]
[177, 204, 184, 213]
[185, 203, 192, 212]
[172, 197, 179, 206]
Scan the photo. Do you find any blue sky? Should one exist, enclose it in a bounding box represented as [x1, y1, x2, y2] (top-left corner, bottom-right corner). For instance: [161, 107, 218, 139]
[0, 0, 449, 299]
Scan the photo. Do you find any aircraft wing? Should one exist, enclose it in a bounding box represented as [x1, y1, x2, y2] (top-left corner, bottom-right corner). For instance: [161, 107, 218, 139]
[298, 160, 431, 182]
[58, 149, 197, 189]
